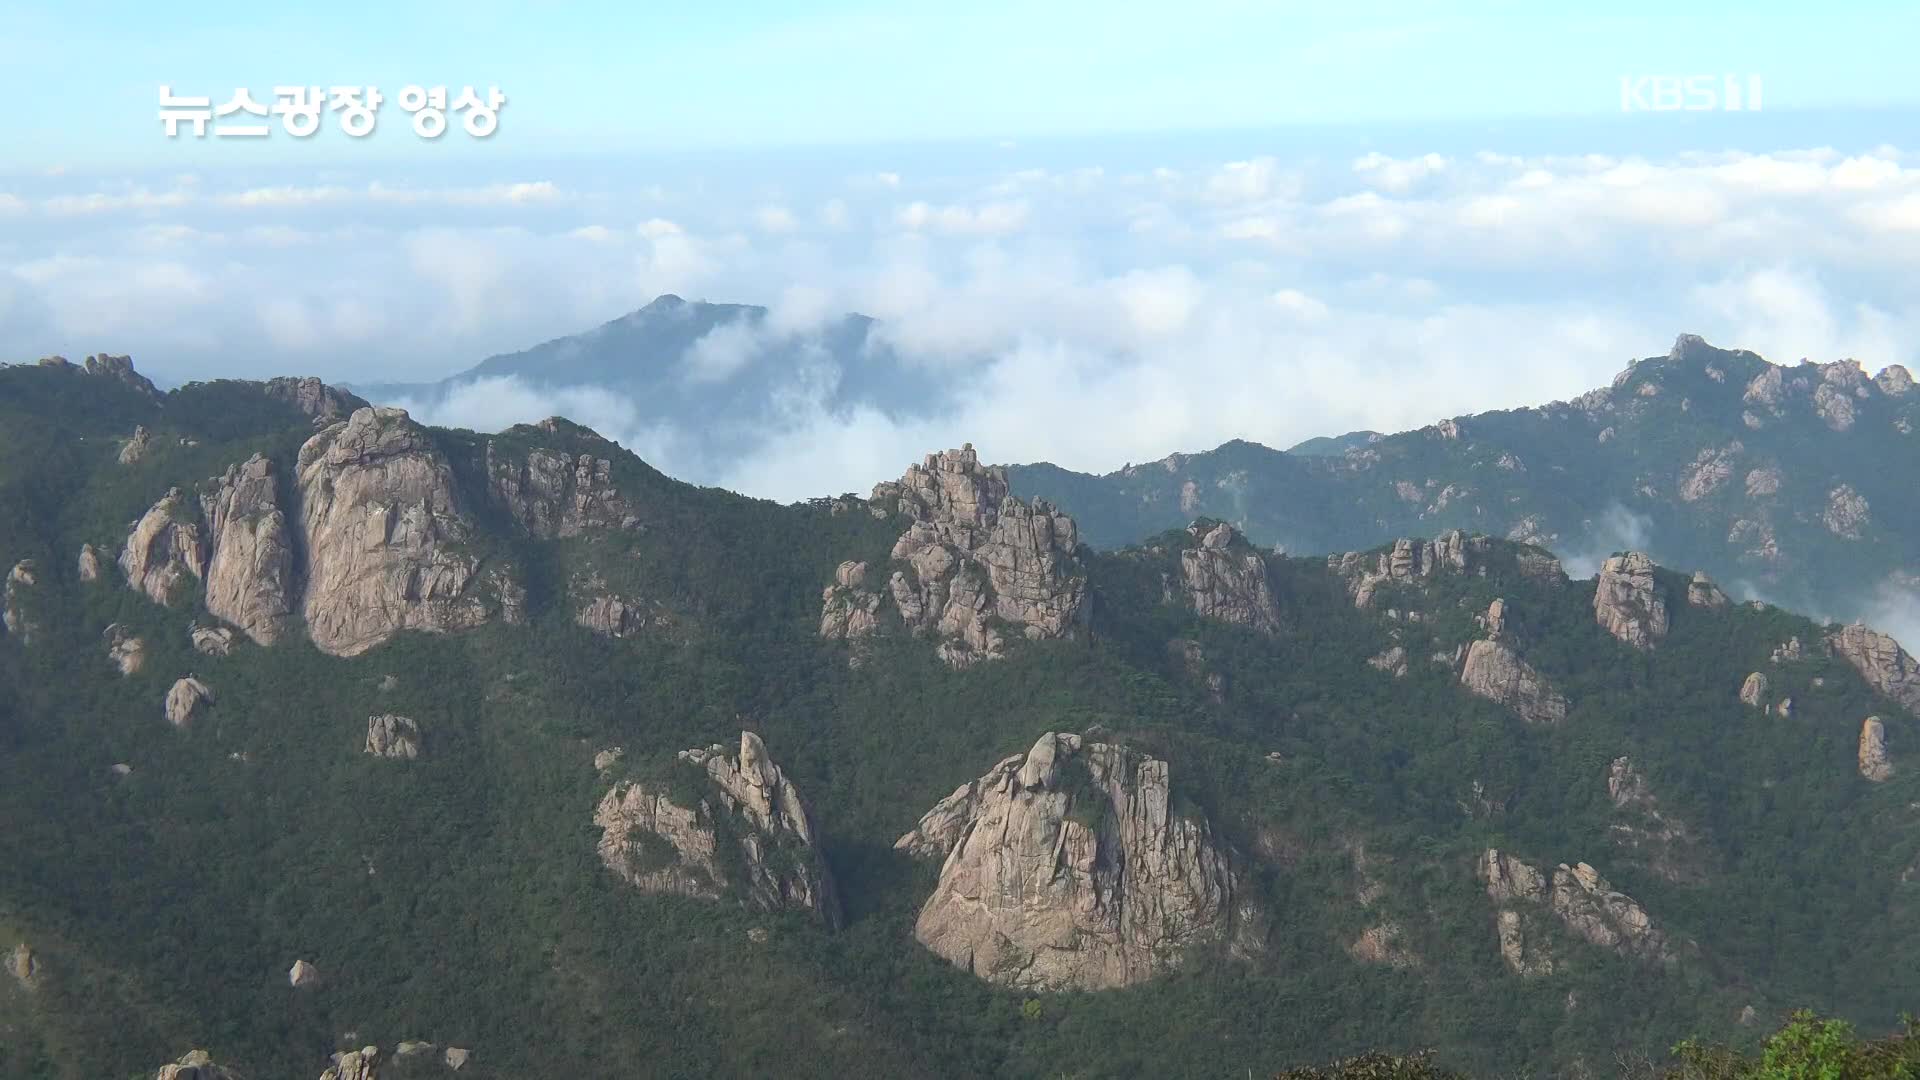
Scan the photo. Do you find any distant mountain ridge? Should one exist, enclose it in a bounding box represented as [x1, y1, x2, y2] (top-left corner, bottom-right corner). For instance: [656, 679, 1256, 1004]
[1009, 335, 1919, 633]
[355, 293, 958, 471]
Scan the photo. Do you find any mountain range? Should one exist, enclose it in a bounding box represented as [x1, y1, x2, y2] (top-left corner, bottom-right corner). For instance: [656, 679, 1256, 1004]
[0, 352, 1916, 1077]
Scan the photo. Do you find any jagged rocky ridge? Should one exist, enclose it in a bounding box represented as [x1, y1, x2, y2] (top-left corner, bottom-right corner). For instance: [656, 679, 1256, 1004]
[821, 444, 1089, 666]
[896, 731, 1266, 991]
[594, 732, 841, 926]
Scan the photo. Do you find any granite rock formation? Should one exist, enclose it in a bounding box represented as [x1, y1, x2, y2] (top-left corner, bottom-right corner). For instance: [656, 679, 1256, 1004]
[897, 731, 1266, 991]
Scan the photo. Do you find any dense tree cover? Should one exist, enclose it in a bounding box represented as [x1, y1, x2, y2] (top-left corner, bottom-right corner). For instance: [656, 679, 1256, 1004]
[0, 361, 1916, 1078]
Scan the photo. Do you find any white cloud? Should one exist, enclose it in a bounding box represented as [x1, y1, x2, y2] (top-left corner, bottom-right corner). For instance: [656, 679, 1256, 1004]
[895, 199, 1029, 235]
[755, 205, 799, 233]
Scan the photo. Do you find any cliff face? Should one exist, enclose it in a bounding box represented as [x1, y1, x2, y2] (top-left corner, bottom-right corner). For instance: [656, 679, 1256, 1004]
[120, 489, 209, 607]
[200, 454, 296, 645]
[296, 407, 513, 656]
[1176, 521, 1280, 632]
[1478, 848, 1677, 977]
[594, 732, 840, 926]
[485, 425, 641, 538]
[1594, 552, 1669, 650]
[821, 445, 1088, 666]
[898, 732, 1266, 991]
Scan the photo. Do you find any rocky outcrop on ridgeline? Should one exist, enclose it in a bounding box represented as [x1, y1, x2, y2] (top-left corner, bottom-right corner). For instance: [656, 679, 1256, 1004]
[200, 454, 296, 645]
[486, 424, 641, 537]
[1686, 571, 1730, 610]
[897, 731, 1266, 991]
[120, 489, 209, 606]
[2, 560, 37, 642]
[104, 623, 147, 675]
[165, 677, 213, 728]
[820, 445, 1088, 667]
[153, 1049, 240, 1080]
[82, 353, 161, 399]
[1828, 623, 1920, 715]
[818, 561, 883, 640]
[1593, 552, 1668, 649]
[1328, 531, 1563, 611]
[1457, 599, 1568, 725]
[1478, 849, 1676, 977]
[262, 375, 366, 423]
[364, 714, 421, 760]
[1607, 757, 1710, 883]
[1860, 718, 1894, 782]
[297, 407, 518, 656]
[594, 732, 839, 926]
[1175, 521, 1280, 632]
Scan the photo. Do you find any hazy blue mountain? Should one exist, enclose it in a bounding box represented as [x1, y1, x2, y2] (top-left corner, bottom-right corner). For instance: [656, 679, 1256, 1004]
[1010, 335, 1920, 635]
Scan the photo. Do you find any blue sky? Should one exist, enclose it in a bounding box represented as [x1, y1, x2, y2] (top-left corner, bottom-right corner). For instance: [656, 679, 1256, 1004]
[3, 1, 1919, 167]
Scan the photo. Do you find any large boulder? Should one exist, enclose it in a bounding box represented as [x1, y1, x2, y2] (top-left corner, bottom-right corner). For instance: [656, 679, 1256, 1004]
[320, 1046, 379, 1080]
[1860, 718, 1893, 782]
[593, 732, 840, 926]
[164, 677, 213, 729]
[1459, 641, 1567, 724]
[120, 489, 209, 606]
[1594, 552, 1668, 649]
[104, 623, 147, 676]
[1177, 521, 1280, 632]
[153, 1050, 240, 1080]
[897, 731, 1266, 991]
[76, 543, 105, 582]
[296, 407, 514, 656]
[2, 560, 37, 642]
[201, 454, 296, 645]
[364, 714, 421, 760]
[822, 444, 1088, 667]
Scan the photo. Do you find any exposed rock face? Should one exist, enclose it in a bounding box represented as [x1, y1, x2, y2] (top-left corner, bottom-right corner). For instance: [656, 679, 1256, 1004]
[1368, 645, 1409, 678]
[1593, 552, 1668, 649]
[575, 594, 660, 639]
[1479, 849, 1674, 973]
[1177, 521, 1280, 632]
[118, 425, 153, 465]
[83, 353, 161, 398]
[1744, 467, 1782, 498]
[2, 560, 36, 641]
[288, 959, 320, 987]
[190, 624, 234, 657]
[823, 445, 1088, 667]
[1687, 571, 1730, 610]
[1878, 364, 1914, 396]
[444, 1048, 470, 1070]
[1606, 757, 1709, 883]
[1459, 637, 1568, 724]
[320, 1046, 379, 1080]
[77, 543, 104, 582]
[104, 623, 147, 676]
[1860, 718, 1893, 782]
[1550, 861, 1674, 966]
[154, 1049, 240, 1080]
[201, 454, 296, 645]
[488, 437, 639, 538]
[898, 731, 1266, 991]
[164, 677, 213, 728]
[1678, 444, 1739, 502]
[1824, 484, 1871, 539]
[1829, 623, 1920, 714]
[121, 489, 209, 606]
[593, 747, 624, 773]
[594, 732, 840, 925]
[818, 561, 883, 640]
[1348, 922, 1420, 969]
[262, 375, 366, 422]
[1740, 671, 1769, 708]
[297, 407, 508, 656]
[364, 714, 421, 760]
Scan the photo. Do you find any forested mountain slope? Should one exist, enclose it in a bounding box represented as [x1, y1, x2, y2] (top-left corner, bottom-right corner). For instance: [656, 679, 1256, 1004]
[1, 355, 1916, 1079]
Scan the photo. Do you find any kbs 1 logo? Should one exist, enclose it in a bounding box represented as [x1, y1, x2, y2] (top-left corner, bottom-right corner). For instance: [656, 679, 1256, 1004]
[1619, 74, 1763, 113]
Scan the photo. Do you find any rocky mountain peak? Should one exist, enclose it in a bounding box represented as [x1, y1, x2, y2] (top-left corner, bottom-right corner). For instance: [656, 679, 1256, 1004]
[82, 353, 160, 399]
[1829, 622, 1920, 715]
[262, 375, 367, 422]
[822, 444, 1088, 666]
[897, 731, 1266, 991]
[296, 407, 513, 656]
[1594, 552, 1668, 649]
[1176, 520, 1280, 632]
